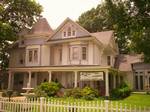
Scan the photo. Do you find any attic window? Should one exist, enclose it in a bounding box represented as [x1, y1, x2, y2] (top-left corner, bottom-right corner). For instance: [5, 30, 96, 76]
[63, 26, 76, 38]
[67, 27, 71, 36]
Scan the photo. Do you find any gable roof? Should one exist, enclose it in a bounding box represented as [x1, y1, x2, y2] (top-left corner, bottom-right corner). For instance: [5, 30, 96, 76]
[47, 17, 91, 41]
[90, 31, 114, 45]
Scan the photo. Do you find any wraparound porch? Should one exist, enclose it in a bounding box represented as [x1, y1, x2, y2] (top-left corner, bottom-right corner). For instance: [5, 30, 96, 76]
[8, 66, 124, 96]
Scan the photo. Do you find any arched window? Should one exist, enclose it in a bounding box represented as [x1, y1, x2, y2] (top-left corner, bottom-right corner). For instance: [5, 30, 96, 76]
[67, 27, 71, 36]
[63, 26, 76, 38]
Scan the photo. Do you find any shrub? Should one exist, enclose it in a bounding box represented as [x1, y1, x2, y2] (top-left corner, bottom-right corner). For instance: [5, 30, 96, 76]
[110, 82, 131, 99]
[82, 86, 98, 100]
[65, 88, 82, 98]
[34, 82, 61, 97]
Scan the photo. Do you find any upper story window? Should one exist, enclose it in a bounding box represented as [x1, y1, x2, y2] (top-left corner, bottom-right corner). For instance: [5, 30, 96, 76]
[82, 46, 87, 60]
[63, 26, 76, 38]
[28, 49, 38, 63]
[70, 45, 87, 61]
[72, 47, 79, 60]
[107, 56, 111, 66]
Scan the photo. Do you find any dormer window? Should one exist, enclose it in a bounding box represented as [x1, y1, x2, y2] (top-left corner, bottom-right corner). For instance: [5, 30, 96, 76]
[63, 26, 76, 38]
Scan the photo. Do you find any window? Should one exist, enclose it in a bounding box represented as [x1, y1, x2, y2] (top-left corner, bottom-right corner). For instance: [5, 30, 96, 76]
[34, 50, 38, 62]
[63, 26, 76, 37]
[63, 31, 66, 37]
[107, 56, 111, 66]
[29, 50, 33, 62]
[67, 27, 71, 36]
[72, 47, 79, 60]
[82, 47, 87, 60]
[28, 49, 38, 63]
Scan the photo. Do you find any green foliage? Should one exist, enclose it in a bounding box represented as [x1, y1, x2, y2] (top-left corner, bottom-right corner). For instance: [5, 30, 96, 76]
[65, 87, 99, 100]
[34, 82, 62, 97]
[110, 82, 131, 100]
[0, 0, 43, 69]
[65, 88, 82, 99]
[78, 0, 150, 61]
[82, 87, 99, 100]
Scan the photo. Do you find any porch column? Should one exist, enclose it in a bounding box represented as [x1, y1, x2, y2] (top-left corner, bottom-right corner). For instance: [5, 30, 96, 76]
[105, 70, 109, 96]
[28, 71, 32, 88]
[8, 71, 12, 90]
[48, 71, 52, 83]
[74, 71, 78, 88]
[113, 75, 116, 89]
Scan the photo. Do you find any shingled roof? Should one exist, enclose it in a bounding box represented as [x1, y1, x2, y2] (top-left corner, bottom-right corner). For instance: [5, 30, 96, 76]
[19, 18, 53, 37]
[118, 54, 143, 72]
[29, 18, 53, 36]
[90, 31, 114, 45]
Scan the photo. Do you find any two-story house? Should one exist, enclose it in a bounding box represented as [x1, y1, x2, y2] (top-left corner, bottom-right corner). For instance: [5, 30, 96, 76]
[8, 18, 121, 96]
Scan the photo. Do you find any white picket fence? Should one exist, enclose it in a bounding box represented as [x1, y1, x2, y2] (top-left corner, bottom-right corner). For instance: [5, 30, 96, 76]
[0, 97, 150, 112]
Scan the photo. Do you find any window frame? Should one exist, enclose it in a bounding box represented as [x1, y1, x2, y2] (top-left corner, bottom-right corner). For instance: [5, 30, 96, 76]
[81, 46, 87, 60]
[62, 26, 76, 38]
[28, 48, 38, 63]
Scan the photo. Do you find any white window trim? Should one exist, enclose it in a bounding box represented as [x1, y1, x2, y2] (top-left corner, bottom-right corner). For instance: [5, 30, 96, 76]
[27, 48, 39, 64]
[70, 45, 88, 61]
[62, 27, 76, 38]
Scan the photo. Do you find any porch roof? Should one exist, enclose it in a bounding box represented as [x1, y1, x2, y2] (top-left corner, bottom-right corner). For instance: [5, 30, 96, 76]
[8, 65, 111, 72]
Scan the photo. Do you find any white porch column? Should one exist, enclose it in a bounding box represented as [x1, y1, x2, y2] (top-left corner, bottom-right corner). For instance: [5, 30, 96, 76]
[48, 71, 52, 83]
[28, 71, 32, 88]
[105, 70, 109, 96]
[74, 71, 78, 88]
[8, 71, 12, 90]
[113, 75, 116, 89]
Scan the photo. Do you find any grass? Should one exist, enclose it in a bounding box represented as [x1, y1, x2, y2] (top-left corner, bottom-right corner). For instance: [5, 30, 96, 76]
[48, 93, 150, 107]
[2, 93, 150, 112]
[116, 93, 150, 107]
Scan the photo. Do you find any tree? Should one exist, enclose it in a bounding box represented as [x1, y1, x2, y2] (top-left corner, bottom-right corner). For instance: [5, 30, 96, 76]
[78, 0, 131, 53]
[0, 0, 43, 69]
[78, 0, 150, 62]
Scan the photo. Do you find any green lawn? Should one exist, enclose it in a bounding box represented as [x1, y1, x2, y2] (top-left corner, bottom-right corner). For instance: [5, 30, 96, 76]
[116, 93, 150, 107]
[49, 93, 150, 107]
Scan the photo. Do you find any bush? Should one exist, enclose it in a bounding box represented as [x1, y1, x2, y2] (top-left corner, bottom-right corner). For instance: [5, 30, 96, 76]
[110, 82, 131, 99]
[34, 82, 61, 97]
[65, 88, 82, 98]
[65, 87, 99, 100]
[82, 86, 98, 100]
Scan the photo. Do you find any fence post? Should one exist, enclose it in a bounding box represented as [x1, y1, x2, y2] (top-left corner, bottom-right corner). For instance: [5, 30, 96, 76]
[40, 97, 44, 112]
[104, 100, 109, 112]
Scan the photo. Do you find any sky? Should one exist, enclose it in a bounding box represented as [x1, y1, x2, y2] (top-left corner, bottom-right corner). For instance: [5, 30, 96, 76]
[37, 0, 101, 29]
